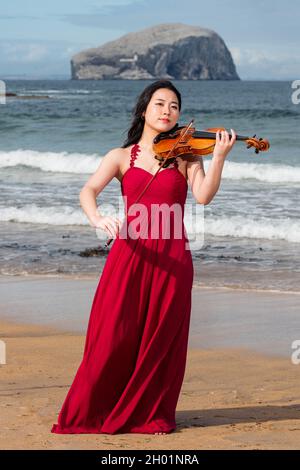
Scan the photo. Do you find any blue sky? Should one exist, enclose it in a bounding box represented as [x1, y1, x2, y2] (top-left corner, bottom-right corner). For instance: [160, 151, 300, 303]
[0, 0, 299, 79]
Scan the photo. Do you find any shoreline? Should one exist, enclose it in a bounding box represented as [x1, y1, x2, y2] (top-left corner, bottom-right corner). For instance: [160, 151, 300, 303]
[1, 272, 299, 295]
[0, 274, 299, 359]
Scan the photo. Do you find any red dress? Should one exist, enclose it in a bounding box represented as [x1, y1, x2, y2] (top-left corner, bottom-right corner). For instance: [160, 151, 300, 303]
[51, 143, 194, 434]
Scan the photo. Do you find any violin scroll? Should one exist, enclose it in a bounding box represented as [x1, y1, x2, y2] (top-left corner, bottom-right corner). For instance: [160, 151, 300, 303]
[246, 135, 270, 154]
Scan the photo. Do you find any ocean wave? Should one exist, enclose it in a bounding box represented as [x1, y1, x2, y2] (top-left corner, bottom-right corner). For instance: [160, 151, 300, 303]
[221, 161, 300, 183]
[0, 205, 87, 225]
[201, 215, 300, 243]
[1, 149, 300, 183]
[1, 204, 299, 242]
[0, 149, 100, 174]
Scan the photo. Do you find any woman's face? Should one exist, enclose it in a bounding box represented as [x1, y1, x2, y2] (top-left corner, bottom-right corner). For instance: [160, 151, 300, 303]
[143, 88, 180, 133]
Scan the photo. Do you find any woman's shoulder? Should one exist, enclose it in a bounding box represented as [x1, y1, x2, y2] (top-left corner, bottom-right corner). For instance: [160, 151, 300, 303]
[104, 146, 132, 182]
[103, 146, 131, 169]
[104, 146, 130, 161]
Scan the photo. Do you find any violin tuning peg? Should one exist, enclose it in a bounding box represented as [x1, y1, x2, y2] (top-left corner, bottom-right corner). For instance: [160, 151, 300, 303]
[247, 144, 251, 149]
[255, 148, 259, 154]
[259, 138, 263, 141]
[252, 134, 256, 138]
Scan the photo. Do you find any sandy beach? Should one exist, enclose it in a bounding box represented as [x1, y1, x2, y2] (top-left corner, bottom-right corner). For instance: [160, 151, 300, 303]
[0, 276, 300, 450]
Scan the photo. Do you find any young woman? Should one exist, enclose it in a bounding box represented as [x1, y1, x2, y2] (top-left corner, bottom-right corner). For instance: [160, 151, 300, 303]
[51, 80, 236, 435]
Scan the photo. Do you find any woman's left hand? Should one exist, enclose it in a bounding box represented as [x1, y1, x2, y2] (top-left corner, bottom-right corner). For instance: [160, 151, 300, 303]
[213, 128, 236, 161]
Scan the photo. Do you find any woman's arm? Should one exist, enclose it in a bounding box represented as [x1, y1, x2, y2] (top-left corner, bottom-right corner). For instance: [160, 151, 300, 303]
[79, 148, 123, 238]
[187, 129, 236, 205]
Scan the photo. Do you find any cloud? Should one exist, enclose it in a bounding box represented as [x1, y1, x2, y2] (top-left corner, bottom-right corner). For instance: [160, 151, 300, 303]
[229, 46, 300, 79]
[60, 0, 167, 30]
[0, 42, 48, 63]
[0, 38, 97, 76]
[230, 47, 269, 66]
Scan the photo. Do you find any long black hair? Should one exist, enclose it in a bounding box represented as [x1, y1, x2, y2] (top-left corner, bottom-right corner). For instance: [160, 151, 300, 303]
[122, 80, 182, 148]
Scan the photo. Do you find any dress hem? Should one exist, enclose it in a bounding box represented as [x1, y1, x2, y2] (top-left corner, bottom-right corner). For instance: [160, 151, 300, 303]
[51, 423, 176, 435]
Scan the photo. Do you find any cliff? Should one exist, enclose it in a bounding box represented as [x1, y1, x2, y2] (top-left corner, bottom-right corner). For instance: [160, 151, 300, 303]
[71, 23, 239, 80]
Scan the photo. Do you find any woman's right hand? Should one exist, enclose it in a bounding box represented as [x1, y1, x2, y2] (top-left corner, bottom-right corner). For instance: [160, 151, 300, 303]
[89, 213, 122, 239]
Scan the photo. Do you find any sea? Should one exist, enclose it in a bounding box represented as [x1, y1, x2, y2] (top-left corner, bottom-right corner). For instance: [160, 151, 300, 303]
[0, 79, 299, 292]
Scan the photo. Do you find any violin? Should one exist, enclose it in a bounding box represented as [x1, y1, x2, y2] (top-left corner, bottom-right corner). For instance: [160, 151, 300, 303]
[104, 120, 270, 248]
[153, 119, 270, 168]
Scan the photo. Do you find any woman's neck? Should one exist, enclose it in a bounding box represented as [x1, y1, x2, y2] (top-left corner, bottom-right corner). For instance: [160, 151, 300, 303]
[138, 126, 159, 152]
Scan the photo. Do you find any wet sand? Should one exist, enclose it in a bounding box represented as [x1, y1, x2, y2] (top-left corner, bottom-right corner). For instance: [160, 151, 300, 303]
[0, 275, 299, 357]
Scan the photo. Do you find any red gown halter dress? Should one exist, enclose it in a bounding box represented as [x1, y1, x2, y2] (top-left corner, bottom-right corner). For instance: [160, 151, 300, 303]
[51, 143, 194, 434]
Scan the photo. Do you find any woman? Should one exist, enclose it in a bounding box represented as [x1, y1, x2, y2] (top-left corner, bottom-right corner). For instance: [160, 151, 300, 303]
[51, 80, 236, 435]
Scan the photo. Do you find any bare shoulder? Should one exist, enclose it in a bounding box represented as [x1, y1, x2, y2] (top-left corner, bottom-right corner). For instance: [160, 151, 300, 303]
[105, 146, 131, 182]
[104, 146, 128, 163]
[80, 146, 130, 195]
[102, 146, 130, 181]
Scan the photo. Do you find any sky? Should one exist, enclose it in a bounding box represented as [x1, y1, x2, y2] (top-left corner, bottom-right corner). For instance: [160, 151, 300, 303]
[0, 0, 299, 80]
